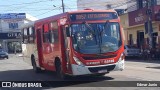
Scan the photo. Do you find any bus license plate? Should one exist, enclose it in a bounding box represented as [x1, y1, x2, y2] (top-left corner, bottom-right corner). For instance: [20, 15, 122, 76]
[98, 69, 107, 73]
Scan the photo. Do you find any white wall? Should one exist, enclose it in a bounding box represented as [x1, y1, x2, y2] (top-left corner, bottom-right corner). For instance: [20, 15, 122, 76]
[0, 13, 37, 33]
[0, 20, 24, 32]
[77, 0, 127, 10]
[127, 0, 137, 12]
[127, 0, 160, 12]
[157, 0, 160, 5]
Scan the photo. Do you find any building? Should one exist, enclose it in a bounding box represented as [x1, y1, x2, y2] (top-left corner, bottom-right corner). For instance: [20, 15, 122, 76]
[77, 0, 127, 10]
[77, 0, 160, 50]
[77, 0, 128, 15]
[119, 13, 129, 45]
[0, 13, 37, 53]
[77, 0, 131, 45]
[126, 0, 160, 50]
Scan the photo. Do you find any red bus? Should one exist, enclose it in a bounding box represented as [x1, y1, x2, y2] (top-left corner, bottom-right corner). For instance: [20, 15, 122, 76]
[21, 9, 125, 79]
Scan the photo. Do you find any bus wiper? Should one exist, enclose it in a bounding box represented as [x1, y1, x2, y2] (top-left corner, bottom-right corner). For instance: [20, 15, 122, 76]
[100, 20, 109, 34]
[98, 21, 109, 53]
[83, 21, 98, 44]
[99, 20, 109, 43]
[83, 21, 95, 34]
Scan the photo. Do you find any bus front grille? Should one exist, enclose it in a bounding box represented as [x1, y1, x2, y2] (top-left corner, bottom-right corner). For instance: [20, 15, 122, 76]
[88, 65, 115, 73]
[82, 55, 117, 60]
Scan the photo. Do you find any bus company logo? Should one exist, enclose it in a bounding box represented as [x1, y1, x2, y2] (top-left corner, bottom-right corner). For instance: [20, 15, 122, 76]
[2, 82, 11, 87]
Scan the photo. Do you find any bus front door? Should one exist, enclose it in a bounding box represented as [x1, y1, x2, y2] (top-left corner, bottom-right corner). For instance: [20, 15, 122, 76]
[36, 29, 44, 67]
[62, 26, 72, 74]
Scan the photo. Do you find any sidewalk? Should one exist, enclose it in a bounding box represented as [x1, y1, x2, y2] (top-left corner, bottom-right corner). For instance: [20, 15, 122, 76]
[125, 57, 160, 64]
[8, 53, 23, 58]
[9, 54, 160, 64]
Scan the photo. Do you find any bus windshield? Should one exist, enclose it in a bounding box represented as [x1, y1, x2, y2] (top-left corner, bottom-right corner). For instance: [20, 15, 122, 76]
[71, 22, 122, 54]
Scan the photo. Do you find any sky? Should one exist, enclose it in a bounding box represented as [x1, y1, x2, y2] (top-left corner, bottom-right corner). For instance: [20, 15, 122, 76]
[0, 0, 77, 19]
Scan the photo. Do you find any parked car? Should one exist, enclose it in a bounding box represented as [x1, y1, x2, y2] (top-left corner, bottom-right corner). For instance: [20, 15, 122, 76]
[124, 45, 141, 57]
[0, 49, 9, 59]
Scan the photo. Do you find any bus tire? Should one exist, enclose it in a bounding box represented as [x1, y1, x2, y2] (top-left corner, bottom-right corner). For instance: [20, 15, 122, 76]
[55, 61, 67, 80]
[95, 73, 107, 77]
[31, 57, 42, 73]
[6, 56, 9, 59]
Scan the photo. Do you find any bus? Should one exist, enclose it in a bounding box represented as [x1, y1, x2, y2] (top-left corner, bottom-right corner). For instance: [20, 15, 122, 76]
[21, 9, 125, 79]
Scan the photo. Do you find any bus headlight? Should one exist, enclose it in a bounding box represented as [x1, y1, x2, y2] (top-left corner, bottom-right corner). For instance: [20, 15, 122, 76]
[73, 57, 84, 66]
[119, 53, 125, 61]
[118, 53, 125, 70]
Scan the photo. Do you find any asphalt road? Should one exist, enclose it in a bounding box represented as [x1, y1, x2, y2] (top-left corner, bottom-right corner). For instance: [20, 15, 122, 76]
[0, 54, 160, 90]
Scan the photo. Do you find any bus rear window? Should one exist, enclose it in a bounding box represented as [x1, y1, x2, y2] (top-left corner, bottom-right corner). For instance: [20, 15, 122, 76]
[22, 27, 35, 44]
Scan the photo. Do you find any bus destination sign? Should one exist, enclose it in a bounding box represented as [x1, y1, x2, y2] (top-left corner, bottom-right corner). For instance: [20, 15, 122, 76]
[70, 12, 118, 21]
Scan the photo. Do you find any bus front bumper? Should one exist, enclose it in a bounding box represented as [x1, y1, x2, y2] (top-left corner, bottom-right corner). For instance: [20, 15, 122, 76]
[71, 59, 124, 76]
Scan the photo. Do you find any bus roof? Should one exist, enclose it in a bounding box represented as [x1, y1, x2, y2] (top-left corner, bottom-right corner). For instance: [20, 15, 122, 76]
[68, 9, 116, 14]
[35, 9, 117, 24]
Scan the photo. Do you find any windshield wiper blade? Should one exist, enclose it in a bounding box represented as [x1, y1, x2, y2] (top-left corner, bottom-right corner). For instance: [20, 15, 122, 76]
[83, 21, 95, 34]
[98, 21, 109, 54]
[100, 20, 109, 34]
[83, 21, 98, 44]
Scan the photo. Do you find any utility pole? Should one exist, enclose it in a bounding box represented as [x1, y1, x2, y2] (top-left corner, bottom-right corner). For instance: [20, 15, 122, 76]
[146, 0, 153, 49]
[62, 0, 65, 13]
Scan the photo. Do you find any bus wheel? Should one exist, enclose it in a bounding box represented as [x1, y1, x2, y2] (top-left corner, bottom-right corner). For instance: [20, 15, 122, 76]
[95, 73, 107, 77]
[31, 57, 42, 73]
[55, 61, 67, 80]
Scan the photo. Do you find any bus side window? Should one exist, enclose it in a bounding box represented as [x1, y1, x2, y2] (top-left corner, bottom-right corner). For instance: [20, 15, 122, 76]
[54, 30, 59, 43]
[43, 24, 50, 43]
[49, 30, 54, 43]
[23, 28, 29, 43]
[28, 27, 35, 43]
[49, 30, 58, 43]
[49, 21, 58, 43]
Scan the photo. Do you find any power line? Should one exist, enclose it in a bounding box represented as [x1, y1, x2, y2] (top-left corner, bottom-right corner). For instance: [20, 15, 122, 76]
[65, 0, 131, 11]
[68, 0, 133, 9]
[31, 0, 135, 14]
[0, 0, 56, 13]
[64, 5, 73, 12]
[34, 7, 61, 17]
[0, 0, 133, 13]
[0, 8, 60, 12]
[0, 0, 49, 7]
[0, 0, 138, 19]
[0, 5, 59, 11]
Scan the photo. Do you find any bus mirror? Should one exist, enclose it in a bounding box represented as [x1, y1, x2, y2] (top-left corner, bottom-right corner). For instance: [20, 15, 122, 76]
[66, 27, 70, 37]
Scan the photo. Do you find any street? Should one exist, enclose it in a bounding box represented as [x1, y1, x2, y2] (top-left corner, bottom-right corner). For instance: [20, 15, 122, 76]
[1, 0, 160, 90]
[0, 54, 160, 90]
